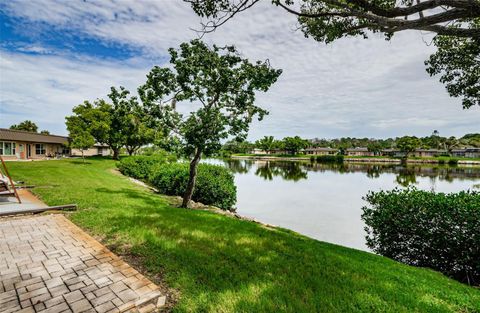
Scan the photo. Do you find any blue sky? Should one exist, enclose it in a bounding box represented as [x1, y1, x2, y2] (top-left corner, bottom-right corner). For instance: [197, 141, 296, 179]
[1, 0, 479, 140]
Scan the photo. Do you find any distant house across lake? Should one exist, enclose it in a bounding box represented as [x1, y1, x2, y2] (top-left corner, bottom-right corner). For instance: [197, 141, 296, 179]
[248, 144, 479, 159]
[345, 147, 375, 157]
[304, 147, 337, 155]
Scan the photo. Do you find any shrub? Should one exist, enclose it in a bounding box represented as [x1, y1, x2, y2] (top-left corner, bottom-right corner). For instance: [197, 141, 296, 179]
[316, 155, 344, 163]
[362, 188, 480, 285]
[149, 163, 236, 210]
[448, 158, 459, 165]
[118, 152, 175, 180]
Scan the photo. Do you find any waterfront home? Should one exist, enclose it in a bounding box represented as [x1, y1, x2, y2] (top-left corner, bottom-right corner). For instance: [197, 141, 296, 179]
[413, 149, 447, 158]
[345, 147, 375, 157]
[304, 147, 338, 155]
[0, 128, 69, 160]
[465, 148, 480, 158]
[251, 148, 268, 155]
[451, 149, 466, 157]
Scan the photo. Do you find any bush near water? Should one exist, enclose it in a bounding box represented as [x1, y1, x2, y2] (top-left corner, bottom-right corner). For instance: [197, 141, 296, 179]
[119, 156, 236, 210]
[362, 187, 480, 286]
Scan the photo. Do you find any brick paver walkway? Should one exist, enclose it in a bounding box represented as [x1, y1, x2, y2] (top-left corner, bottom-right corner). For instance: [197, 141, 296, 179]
[0, 215, 165, 313]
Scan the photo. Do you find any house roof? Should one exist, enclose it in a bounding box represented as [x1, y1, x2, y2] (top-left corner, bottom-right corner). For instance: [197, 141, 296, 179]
[304, 147, 337, 151]
[0, 128, 69, 145]
[346, 147, 369, 152]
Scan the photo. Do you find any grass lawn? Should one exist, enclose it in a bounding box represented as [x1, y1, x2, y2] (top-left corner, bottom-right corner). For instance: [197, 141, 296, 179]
[7, 157, 480, 312]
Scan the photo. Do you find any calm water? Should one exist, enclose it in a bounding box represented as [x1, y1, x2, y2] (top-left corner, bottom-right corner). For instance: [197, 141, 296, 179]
[207, 158, 480, 251]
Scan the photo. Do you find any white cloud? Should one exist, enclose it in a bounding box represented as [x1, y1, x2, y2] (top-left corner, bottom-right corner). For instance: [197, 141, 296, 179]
[0, 0, 479, 139]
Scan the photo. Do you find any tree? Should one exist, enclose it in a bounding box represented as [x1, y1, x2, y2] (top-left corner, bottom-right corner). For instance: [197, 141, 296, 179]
[40, 130, 50, 135]
[188, 1, 480, 108]
[444, 136, 459, 153]
[139, 40, 281, 208]
[189, 0, 479, 39]
[10, 120, 38, 132]
[282, 136, 309, 154]
[367, 141, 383, 155]
[108, 87, 155, 156]
[66, 117, 95, 163]
[66, 87, 155, 160]
[255, 136, 276, 153]
[396, 136, 421, 158]
[425, 23, 480, 109]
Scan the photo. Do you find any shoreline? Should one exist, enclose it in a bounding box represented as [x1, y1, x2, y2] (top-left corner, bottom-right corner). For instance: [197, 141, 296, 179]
[230, 155, 480, 165]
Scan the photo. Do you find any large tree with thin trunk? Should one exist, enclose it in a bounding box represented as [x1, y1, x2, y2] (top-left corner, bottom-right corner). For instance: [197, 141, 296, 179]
[139, 40, 281, 208]
[187, 0, 480, 108]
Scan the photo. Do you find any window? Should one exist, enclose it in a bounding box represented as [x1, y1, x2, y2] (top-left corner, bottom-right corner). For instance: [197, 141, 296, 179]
[0, 142, 16, 155]
[35, 144, 46, 155]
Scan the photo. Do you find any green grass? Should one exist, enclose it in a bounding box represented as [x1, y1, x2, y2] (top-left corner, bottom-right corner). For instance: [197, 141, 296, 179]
[8, 157, 480, 313]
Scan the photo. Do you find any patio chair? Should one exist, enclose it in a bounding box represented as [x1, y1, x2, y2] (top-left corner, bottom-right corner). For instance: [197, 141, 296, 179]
[0, 156, 21, 203]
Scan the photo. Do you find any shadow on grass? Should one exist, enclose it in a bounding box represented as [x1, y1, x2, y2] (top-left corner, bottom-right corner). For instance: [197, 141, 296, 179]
[70, 160, 93, 165]
[88, 187, 480, 312]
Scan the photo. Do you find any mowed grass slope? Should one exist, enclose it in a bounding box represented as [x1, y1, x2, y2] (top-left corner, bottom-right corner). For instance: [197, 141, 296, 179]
[8, 158, 480, 313]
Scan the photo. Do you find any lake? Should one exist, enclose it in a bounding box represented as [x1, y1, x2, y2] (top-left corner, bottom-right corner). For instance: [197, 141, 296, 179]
[207, 158, 480, 251]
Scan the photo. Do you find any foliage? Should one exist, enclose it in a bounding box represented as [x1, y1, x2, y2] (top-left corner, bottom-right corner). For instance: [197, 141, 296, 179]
[66, 86, 155, 160]
[10, 120, 38, 132]
[149, 163, 237, 210]
[118, 153, 176, 180]
[396, 136, 421, 157]
[282, 136, 309, 154]
[426, 21, 480, 109]
[40, 130, 50, 135]
[66, 112, 96, 161]
[139, 39, 281, 207]
[109, 87, 156, 155]
[189, 2, 480, 109]
[362, 188, 480, 285]
[221, 140, 254, 156]
[255, 136, 276, 152]
[68, 129, 95, 162]
[9, 158, 480, 312]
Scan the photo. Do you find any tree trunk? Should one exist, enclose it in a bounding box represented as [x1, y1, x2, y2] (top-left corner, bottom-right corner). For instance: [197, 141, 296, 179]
[181, 148, 203, 208]
[81, 150, 85, 163]
[112, 148, 120, 160]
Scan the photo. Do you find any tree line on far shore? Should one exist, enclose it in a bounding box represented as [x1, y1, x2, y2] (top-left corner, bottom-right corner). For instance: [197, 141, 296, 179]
[221, 132, 480, 156]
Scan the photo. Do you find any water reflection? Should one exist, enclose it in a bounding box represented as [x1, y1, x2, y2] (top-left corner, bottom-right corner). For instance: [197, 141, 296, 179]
[208, 158, 480, 250]
[221, 158, 480, 187]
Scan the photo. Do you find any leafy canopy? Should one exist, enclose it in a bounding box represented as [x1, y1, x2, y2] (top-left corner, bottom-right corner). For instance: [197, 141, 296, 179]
[188, 1, 480, 108]
[66, 87, 155, 159]
[10, 120, 38, 133]
[426, 20, 480, 109]
[139, 39, 282, 156]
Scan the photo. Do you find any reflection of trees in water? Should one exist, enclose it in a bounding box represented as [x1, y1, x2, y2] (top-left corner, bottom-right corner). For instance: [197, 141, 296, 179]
[395, 168, 418, 187]
[254, 161, 308, 181]
[227, 160, 480, 185]
[222, 159, 254, 174]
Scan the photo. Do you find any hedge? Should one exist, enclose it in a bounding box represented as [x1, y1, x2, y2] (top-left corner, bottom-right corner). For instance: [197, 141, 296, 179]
[149, 163, 236, 210]
[118, 153, 176, 180]
[362, 188, 480, 285]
